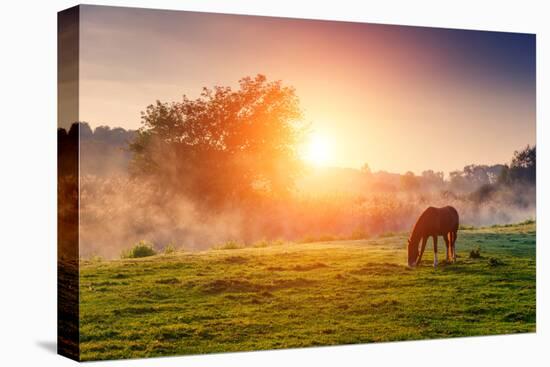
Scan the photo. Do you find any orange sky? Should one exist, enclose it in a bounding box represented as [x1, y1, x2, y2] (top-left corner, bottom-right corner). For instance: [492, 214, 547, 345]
[70, 5, 536, 174]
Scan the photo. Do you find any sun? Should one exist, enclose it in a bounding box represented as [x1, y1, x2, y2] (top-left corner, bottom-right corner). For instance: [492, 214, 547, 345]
[304, 133, 332, 167]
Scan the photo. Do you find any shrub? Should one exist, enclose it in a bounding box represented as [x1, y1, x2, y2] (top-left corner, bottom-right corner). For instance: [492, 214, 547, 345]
[215, 240, 245, 250]
[164, 243, 176, 255]
[255, 239, 287, 248]
[469, 246, 481, 259]
[299, 235, 316, 244]
[121, 240, 157, 259]
[252, 239, 270, 248]
[90, 255, 103, 263]
[271, 239, 286, 246]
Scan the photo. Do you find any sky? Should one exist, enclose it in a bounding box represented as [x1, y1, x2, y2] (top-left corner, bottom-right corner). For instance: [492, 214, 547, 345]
[69, 5, 535, 174]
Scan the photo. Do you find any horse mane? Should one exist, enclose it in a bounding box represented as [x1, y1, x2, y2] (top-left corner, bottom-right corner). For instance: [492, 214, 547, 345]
[409, 220, 421, 242]
[409, 207, 432, 244]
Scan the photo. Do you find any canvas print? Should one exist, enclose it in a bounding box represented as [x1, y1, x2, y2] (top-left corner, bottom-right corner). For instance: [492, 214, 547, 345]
[58, 5, 536, 361]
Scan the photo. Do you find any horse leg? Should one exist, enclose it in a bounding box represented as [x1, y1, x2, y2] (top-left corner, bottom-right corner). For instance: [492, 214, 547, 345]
[417, 237, 428, 266]
[433, 235, 438, 268]
[443, 233, 450, 262]
[452, 231, 458, 262]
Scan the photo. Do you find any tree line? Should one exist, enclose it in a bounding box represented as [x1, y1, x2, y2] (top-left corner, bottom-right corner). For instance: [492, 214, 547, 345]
[59, 74, 535, 204]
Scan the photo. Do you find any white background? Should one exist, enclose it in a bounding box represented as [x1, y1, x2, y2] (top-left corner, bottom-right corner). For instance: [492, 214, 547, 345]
[0, 0, 548, 365]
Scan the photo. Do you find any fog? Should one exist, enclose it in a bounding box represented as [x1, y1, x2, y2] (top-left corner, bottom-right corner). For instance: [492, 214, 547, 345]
[78, 174, 535, 259]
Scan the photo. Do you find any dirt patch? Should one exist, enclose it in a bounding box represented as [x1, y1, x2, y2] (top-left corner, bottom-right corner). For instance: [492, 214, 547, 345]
[351, 263, 409, 276]
[202, 279, 266, 294]
[266, 262, 328, 272]
[266, 266, 286, 271]
[155, 277, 180, 285]
[222, 256, 249, 264]
[503, 310, 535, 323]
[201, 277, 316, 294]
[291, 262, 328, 271]
[112, 306, 156, 316]
[112, 273, 129, 279]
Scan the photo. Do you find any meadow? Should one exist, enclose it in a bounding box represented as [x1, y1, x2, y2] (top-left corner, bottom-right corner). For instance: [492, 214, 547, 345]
[79, 222, 535, 361]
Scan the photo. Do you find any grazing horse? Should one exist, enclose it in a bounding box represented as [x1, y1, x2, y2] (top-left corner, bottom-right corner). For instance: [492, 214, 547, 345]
[407, 206, 459, 268]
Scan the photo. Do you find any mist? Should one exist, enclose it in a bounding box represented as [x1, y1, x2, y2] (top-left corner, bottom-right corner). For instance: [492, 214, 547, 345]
[78, 174, 535, 259]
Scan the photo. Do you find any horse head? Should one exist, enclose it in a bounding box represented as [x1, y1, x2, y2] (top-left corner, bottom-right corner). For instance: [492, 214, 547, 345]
[407, 238, 419, 267]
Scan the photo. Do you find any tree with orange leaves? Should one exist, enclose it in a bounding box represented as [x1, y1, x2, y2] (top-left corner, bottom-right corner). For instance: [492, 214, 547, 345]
[129, 74, 306, 206]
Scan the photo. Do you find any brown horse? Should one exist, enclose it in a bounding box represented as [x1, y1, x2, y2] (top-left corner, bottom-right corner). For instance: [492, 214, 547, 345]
[407, 206, 459, 268]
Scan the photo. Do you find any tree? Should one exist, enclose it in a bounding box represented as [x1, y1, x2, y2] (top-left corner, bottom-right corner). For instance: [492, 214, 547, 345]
[400, 171, 420, 191]
[421, 170, 444, 188]
[497, 145, 536, 185]
[449, 170, 466, 191]
[129, 75, 306, 205]
[360, 163, 372, 175]
[509, 145, 536, 183]
[449, 164, 505, 192]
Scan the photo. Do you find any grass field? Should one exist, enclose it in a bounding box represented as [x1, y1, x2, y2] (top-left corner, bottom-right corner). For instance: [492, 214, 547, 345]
[79, 222, 536, 361]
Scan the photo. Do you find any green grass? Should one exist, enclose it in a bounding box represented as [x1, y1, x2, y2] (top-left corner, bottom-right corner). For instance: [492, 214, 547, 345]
[79, 222, 536, 361]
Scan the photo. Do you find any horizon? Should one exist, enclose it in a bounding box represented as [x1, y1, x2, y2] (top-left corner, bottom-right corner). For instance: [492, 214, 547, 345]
[70, 120, 528, 177]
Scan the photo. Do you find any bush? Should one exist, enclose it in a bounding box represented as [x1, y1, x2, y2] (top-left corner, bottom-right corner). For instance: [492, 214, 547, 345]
[252, 239, 270, 248]
[299, 235, 316, 244]
[215, 240, 245, 250]
[469, 246, 481, 259]
[164, 243, 176, 255]
[252, 239, 286, 248]
[90, 255, 103, 263]
[271, 239, 286, 246]
[121, 241, 157, 259]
